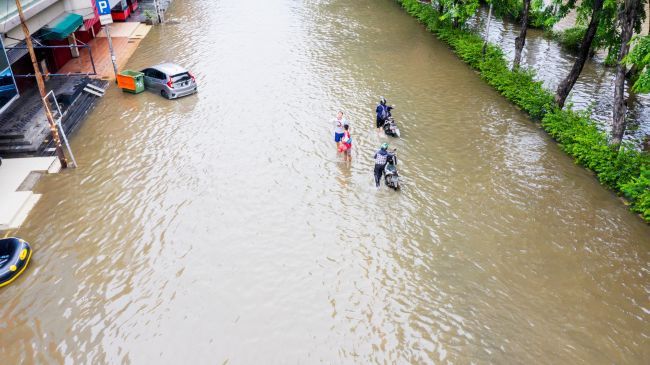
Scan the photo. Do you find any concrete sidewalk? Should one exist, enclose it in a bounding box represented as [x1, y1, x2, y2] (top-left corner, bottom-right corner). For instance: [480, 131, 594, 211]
[59, 22, 152, 80]
[0, 157, 60, 231]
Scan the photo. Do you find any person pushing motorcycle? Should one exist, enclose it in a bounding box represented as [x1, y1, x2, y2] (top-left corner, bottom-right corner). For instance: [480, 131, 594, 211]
[373, 142, 394, 188]
[376, 97, 389, 131]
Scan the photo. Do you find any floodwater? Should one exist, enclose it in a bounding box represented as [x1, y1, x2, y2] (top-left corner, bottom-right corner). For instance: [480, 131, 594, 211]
[1, 0, 649, 363]
[470, 6, 650, 143]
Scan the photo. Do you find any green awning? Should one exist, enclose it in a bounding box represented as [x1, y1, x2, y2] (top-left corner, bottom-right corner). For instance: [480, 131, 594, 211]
[41, 13, 84, 41]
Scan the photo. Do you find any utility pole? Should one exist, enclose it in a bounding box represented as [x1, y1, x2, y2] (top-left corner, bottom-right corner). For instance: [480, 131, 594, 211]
[154, 0, 164, 24]
[104, 25, 119, 80]
[14, 0, 67, 168]
[95, 0, 118, 79]
[482, 2, 493, 56]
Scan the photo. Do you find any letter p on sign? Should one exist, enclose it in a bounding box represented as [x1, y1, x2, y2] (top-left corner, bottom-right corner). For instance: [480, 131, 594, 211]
[96, 0, 113, 25]
[97, 0, 110, 16]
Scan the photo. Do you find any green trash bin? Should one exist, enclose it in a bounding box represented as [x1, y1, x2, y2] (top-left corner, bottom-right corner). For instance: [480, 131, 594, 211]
[117, 70, 145, 94]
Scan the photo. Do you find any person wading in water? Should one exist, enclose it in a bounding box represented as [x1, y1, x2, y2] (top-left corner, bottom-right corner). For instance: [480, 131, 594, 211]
[332, 111, 347, 150]
[373, 142, 393, 188]
[376, 97, 388, 133]
[338, 124, 352, 162]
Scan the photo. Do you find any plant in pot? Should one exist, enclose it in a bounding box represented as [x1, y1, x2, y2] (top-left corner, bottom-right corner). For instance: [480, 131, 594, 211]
[143, 9, 155, 25]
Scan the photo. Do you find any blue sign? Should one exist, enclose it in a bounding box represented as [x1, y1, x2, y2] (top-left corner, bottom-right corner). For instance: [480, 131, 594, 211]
[96, 0, 111, 16]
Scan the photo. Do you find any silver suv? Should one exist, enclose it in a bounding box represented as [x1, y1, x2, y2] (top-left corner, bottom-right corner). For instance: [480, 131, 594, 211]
[141, 63, 198, 99]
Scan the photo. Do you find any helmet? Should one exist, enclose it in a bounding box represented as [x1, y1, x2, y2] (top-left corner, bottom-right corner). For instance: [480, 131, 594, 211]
[381, 143, 389, 150]
[380, 96, 386, 105]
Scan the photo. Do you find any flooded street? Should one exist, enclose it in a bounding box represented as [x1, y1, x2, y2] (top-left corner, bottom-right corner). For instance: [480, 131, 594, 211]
[1, 0, 650, 363]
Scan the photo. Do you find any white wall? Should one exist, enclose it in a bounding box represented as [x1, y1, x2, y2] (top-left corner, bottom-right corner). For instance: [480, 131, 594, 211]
[0, 0, 59, 31]
[63, 0, 94, 19]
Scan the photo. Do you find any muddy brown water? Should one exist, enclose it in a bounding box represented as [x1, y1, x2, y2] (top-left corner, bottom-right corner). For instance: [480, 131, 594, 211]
[1, 0, 649, 363]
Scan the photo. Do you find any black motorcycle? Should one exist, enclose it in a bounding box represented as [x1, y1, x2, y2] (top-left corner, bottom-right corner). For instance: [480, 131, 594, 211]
[384, 150, 400, 190]
[382, 106, 400, 137]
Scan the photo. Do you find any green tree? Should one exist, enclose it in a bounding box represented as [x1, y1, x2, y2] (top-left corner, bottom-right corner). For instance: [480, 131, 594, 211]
[438, 0, 480, 27]
[626, 35, 650, 93]
[572, 0, 647, 65]
[491, 0, 521, 19]
[491, 0, 561, 28]
[513, 0, 532, 70]
[555, 0, 606, 108]
[612, 0, 645, 148]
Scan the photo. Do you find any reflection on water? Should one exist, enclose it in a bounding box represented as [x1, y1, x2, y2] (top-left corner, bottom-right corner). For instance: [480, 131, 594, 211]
[1, 0, 649, 363]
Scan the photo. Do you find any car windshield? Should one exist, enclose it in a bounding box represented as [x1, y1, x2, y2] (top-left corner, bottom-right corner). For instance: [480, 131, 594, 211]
[171, 73, 191, 83]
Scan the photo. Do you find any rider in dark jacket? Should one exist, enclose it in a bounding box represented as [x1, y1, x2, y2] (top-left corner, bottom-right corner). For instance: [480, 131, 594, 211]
[373, 142, 393, 188]
[376, 97, 388, 130]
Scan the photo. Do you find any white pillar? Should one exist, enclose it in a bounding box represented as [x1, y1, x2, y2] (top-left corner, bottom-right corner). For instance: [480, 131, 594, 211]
[68, 32, 79, 58]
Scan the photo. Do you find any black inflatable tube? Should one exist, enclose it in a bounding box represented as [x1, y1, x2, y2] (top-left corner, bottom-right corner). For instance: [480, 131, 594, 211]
[0, 237, 32, 288]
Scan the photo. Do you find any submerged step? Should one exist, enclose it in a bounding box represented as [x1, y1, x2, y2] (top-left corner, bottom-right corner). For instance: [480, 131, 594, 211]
[85, 83, 105, 93]
[0, 139, 30, 147]
[0, 133, 26, 140]
[83, 87, 104, 97]
[0, 157, 59, 230]
[0, 191, 38, 230]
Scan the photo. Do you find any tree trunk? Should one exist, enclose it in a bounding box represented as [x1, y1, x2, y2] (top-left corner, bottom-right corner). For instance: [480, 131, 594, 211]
[554, 0, 604, 109]
[513, 0, 531, 70]
[611, 0, 642, 148]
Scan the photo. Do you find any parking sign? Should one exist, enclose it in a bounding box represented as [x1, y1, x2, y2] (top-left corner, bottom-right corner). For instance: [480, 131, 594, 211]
[96, 0, 113, 25]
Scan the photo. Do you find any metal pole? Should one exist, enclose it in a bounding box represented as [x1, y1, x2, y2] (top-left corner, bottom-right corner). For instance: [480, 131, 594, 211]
[45, 91, 77, 167]
[87, 44, 98, 75]
[157, 0, 165, 23]
[14, 0, 68, 168]
[482, 3, 493, 56]
[104, 25, 119, 80]
[153, 0, 163, 24]
[56, 120, 77, 167]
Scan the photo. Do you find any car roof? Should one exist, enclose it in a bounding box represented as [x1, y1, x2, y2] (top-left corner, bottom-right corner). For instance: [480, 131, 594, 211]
[150, 63, 187, 75]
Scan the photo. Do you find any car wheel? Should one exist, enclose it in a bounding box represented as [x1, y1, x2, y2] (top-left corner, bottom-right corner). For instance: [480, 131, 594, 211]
[161, 90, 170, 99]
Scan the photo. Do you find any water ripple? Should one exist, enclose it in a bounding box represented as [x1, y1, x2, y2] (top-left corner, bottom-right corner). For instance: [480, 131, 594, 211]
[0, 0, 648, 364]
